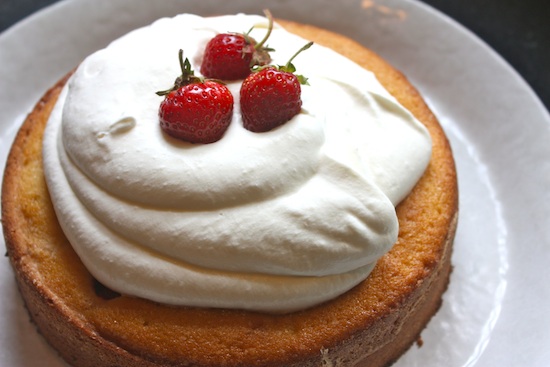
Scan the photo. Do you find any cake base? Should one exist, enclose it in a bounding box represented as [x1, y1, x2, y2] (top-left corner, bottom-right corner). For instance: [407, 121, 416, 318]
[2, 20, 458, 367]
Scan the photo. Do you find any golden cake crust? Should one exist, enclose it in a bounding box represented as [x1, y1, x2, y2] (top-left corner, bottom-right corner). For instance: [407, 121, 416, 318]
[2, 20, 458, 367]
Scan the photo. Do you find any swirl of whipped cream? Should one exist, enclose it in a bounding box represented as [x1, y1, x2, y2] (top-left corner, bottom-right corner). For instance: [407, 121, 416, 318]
[42, 14, 432, 313]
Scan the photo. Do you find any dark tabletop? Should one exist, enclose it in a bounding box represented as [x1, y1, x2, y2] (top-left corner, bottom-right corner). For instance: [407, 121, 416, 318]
[1, 0, 548, 112]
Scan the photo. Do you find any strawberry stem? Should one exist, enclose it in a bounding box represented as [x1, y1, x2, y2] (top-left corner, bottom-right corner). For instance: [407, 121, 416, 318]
[179, 49, 192, 76]
[254, 9, 274, 51]
[285, 41, 313, 69]
[156, 49, 202, 96]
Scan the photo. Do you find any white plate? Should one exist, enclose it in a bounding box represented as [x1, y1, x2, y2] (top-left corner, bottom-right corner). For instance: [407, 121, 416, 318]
[1, 0, 549, 366]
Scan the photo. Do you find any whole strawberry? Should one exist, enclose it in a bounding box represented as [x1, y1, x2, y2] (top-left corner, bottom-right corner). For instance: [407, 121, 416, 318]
[240, 42, 313, 133]
[200, 10, 274, 80]
[157, 50, 233, 144]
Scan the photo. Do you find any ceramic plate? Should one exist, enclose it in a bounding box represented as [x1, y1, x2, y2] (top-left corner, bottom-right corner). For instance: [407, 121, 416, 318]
[1, 0, 549, 365]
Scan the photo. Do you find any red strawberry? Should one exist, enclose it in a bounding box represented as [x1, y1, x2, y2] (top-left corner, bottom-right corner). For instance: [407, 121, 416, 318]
[240, 42, 313, 132]
[200, 11, 274, 80]
[157, 50, 233, 144]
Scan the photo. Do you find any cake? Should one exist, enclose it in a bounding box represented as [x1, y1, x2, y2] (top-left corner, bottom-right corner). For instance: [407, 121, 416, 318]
[1, 14, 458, 367]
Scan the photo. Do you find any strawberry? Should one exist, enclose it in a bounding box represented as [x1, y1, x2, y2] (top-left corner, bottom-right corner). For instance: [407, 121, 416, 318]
[157, 50, 233, 144]
[240, 42, 313, 133]
[200, 10, 274, 80]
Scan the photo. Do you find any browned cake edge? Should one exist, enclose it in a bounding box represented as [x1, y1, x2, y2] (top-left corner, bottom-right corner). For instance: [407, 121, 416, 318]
[1, 19, 458, 367]
[1, 75, 158, 367]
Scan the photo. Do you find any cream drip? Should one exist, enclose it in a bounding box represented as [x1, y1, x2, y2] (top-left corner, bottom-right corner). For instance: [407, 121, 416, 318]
[42, 14, 431, 313]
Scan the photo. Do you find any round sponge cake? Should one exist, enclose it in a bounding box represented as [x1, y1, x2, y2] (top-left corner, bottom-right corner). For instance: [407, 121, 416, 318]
[1, 19, 458, 367]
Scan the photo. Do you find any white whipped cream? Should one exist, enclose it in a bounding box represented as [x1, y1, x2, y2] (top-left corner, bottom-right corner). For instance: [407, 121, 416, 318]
[42, 14, 432, 313]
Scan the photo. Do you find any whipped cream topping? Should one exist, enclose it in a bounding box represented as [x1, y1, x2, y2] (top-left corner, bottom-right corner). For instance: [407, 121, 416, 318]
[42, 14, 432, 313]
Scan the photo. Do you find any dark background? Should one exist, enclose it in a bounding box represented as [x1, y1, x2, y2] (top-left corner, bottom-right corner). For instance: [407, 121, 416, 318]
[1, 0, 549, 112]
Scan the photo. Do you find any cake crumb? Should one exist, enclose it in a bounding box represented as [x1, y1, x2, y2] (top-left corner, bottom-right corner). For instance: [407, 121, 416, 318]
[416, 335, 424, 348]
[320, 348, 333, 367]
